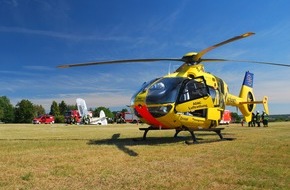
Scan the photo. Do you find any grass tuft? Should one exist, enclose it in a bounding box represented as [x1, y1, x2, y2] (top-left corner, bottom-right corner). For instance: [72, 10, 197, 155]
[21, 172, 33, 181]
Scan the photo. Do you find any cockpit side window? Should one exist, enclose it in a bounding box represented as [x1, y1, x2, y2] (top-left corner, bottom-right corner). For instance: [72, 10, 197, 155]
[179, 78, 209, 103]
[209, 86, 220, 107]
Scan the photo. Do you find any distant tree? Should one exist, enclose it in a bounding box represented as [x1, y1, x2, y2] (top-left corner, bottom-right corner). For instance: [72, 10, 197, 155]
[121, 108, 128, 113]
[0, 96, 14, 123]
[112, 111, 118, 119]
[67, 104, 77, 111]
[59, 100, 67, 115]
[14, 99, 34, 123]
[33, 104, 45, 117]
[50, 101, 60, 116]
[231, 112, 241, 123]
[55, 115, 65, 123]
[94, 107, 113, 118]
[0, 109, 3, 121]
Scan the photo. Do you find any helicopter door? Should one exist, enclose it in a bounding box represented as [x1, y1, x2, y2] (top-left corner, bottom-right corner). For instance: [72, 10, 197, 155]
[176, 78, 212, 118]
[178, 78, 209, 101]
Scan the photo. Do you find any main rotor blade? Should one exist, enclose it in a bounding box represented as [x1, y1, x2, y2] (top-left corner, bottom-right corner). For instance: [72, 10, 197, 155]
[58, 58, 183, 68]
[195, 32, 255, 61]
[201, 58, 290, 67]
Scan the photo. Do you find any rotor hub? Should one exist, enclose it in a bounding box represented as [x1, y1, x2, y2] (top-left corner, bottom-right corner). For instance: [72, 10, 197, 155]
[181, 52, 199, 64]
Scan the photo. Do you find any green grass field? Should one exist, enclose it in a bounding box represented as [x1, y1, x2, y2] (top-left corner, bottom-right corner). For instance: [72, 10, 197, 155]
[0, 122, 289, 190]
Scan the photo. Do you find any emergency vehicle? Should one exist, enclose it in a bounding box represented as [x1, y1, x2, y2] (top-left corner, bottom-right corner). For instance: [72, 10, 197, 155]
[219, 110, 232, 125]
[116, 112, 140, 123]
[33, 114, 55, 124]
[64, 110, 81, 124]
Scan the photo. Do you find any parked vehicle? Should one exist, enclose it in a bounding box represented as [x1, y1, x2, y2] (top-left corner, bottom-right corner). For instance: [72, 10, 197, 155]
[116, 112, 140, 123]
[219, 110, 232, 125]
[33, 115, 55, 124]
[64, 110, 81, 124]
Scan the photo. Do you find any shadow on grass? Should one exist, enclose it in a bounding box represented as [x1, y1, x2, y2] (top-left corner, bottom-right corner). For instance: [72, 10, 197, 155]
[87, 133, 236, 157]
[87, 133, 190, 157]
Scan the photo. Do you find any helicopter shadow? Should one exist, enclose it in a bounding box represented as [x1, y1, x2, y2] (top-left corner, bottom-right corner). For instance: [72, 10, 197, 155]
[87, 133, 236, 156]
[87, 133, 192, 157]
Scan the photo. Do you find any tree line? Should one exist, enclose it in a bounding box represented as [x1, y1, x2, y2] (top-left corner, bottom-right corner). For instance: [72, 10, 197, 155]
[0, 96, 116, 123]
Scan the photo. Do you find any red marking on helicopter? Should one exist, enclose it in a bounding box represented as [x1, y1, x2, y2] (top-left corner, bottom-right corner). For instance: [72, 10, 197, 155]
[134, 105, 166, 128]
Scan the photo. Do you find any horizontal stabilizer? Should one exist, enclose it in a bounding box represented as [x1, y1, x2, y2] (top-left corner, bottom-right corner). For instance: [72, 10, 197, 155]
[90, 110, 108, 125]
[239, 96, 269, 114]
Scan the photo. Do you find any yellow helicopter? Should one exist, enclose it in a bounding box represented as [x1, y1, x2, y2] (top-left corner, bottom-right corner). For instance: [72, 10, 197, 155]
[58, 32, 290, 143]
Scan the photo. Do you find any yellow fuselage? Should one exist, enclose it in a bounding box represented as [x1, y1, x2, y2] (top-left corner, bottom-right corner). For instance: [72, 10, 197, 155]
[132, 64, 229, 129]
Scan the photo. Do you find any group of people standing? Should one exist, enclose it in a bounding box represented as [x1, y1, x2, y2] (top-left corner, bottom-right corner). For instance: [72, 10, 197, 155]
[248, 111, 269, 127]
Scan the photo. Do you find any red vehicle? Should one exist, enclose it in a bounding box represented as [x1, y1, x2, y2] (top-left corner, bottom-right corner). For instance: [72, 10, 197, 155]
[64, 110, 81, 124]
[116, 112, 140, 123]
[33, 114, 55, 124]
[220, 110, 232, 125]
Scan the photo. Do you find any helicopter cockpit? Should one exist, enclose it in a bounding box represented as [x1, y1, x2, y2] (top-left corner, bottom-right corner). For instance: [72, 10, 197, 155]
[132, 76, 210, 106]
[131, 76, 211, 120]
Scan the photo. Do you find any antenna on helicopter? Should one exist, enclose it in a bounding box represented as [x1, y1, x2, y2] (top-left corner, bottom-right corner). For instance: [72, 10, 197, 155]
[168, 62, 171, 74]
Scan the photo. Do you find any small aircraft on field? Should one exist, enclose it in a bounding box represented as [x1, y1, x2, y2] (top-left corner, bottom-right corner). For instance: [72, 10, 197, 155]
[58, 32, 290, 143]
[76, 98, 107, 125]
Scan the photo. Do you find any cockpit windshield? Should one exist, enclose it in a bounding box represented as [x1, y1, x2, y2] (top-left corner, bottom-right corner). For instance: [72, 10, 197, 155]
[130, 78, 159, 106]
[146, 77, 184, 104]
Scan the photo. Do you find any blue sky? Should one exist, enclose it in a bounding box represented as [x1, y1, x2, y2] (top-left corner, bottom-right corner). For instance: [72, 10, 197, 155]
[0, 0, 290, 114]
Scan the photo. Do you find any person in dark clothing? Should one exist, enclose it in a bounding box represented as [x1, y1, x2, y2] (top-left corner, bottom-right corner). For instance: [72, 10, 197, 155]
[256, 111, 261, 127]
[251, 112, 256, 127]
[262, 111, 269, 127]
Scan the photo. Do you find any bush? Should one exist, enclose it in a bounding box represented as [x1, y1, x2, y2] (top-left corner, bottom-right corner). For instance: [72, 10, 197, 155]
[55, 115, 65, 123]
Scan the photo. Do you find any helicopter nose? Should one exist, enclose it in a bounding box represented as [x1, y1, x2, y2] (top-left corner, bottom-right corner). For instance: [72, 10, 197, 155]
[134, 104, 164, 128]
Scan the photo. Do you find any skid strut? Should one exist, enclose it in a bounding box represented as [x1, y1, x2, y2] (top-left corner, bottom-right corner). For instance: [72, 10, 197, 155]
[139, 126, 224, 144]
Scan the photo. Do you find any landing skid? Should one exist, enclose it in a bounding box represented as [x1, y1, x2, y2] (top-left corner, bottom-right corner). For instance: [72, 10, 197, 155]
[138, 126, 224, 144]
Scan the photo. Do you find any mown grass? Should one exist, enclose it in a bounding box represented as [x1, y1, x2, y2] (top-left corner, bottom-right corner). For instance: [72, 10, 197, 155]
[0, 122, 289, 190]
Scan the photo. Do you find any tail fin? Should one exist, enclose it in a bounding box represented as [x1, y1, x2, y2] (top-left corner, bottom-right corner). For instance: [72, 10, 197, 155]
[238, 71, 269, 122]
[76, 98, 89, 117]
[99, 110, 108, 125]
[238, 71, 256, 122]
